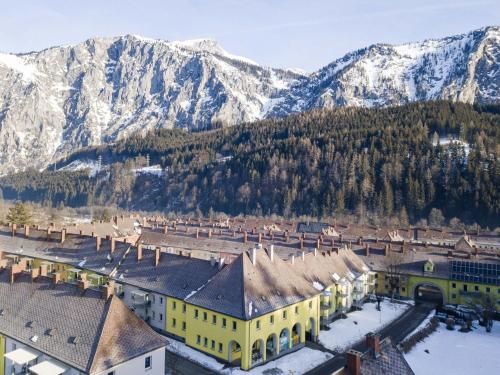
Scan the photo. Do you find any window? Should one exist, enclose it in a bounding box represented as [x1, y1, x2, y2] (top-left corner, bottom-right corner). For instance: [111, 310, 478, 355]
[107, 372, 115, 375]
[211, 340, 215, 350]
[463, 284, 468, 292]
[486, 287, 491, 293]
[256, 320, 261, 330]
[498, 289, 500, 294]
[194, 309, 199, 319]
[173, 301, 177, 310]
[212, 315, 217, 325]
[152, 295, 156, 303]
[182, 303, 186, 314]
[172, 318, 176, 327]
[218, 343, 223, 353]
[283, 310, 287, 320]
[145, 355, 152, 370]
[270, 315, 274, 325]
[204, 337, 208, 347]
[152, 311, 156, 319]
[452, 283, 456, 288]
[232, 321, 237, 331]
[475, 285, 479, 292]
[295, 306, 299, 315]
[160, 313, 163, 321]
[402, 287, 406, 293]
[222, 318, 227, 328]
[309, 301, 312, 309]
[203, 312, 208, 321]
[182, 321, 186, 331]
[196, 335, 201, 344]
[452, 294, 457, 299]
[160, 297, 163, 304]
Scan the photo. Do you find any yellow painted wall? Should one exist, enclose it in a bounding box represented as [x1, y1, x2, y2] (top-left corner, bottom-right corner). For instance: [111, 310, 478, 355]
[0, 334, 4, 375]
[165, 297, 188, 339]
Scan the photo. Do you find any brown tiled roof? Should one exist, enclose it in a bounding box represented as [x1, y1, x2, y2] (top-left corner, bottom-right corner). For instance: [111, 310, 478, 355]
[0, 229, 129, 276]
[186, 248, 319, 320]
[89, 296, 166, 373]
[0, 273, 165, 373]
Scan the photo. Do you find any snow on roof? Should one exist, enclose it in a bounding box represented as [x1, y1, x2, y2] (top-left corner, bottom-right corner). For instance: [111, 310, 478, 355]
[313, 281, 325, 291]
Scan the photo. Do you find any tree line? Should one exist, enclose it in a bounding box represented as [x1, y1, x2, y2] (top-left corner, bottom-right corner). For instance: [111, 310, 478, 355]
[1, 101, 498, 226]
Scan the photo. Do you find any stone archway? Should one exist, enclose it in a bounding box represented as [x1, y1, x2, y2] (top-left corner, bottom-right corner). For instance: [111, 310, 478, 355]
[413, 282, 445, 305]
[251, 338, 264, 366]
[305, 317, 317, 341]
[279, 328, 290, 352]
[266, 333, 277, 358]
[291, 322, 302, 347]
[228, 340, 242, 365]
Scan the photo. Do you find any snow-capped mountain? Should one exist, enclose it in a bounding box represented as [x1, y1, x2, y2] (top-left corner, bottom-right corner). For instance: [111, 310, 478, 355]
[0, 27, 499, 174]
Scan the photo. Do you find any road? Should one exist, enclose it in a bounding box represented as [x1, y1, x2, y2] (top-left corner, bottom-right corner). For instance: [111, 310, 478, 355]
[304, 302, 434, 375]
[165, 350, 219, 375]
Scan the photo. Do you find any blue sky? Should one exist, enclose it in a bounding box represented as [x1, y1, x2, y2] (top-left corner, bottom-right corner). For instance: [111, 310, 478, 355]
[0, 0, 498, 70]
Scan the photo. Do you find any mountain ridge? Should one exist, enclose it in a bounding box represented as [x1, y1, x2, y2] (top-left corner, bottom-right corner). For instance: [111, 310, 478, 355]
[0, 26, 498, 174]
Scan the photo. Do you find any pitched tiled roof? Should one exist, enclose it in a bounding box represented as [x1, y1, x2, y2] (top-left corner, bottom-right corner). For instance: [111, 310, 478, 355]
[0, 272, 165, 374]
[114, 248, 220, 299]
[89, 296, 166, 373]
[186, 248, 318, 320]
[0, 229, 129, 276]
[360, 338, 414, 375]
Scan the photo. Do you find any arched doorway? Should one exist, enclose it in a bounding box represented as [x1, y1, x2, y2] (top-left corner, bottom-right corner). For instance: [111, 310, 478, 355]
[414, 283, 444, 305]
[291, 323, 302, 347]
[228, 340, 242, 365]
[251, 339, 264, 365]
[279, 328, 290, 352]
[266, 333, 277, 358]
[305, 317, 316, 341]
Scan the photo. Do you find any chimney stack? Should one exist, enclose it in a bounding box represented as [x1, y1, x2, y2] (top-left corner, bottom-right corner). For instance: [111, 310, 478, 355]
[78, 274, 89, 291]
[195, 228, 199, 239]
[447, 250, 453, 258]
[137, 244, 143, 261]
[102, 281, 114, 300]
[365, 243, 370, 256]
[208, 229, 212, 238]
[366, 332, 381, 356]
[11, 223, 17, 237]
[383, 244, 389, 256]
[346, 350, 361, 375]
[251, 248, 257, 266]
[154, 247, 161, 266]
[258, 232, 263, 244]
[269, 244, 274, 262]
[60, 228, 66, 244]
[110, 238, 116, 253]
[163, 225, 168, 234]
[302, 251, 305, 261]
[95, 236, 101, 252]
[243, 231, 248, 244]
[24, 225, 30, 238]
[299, 237, 304, 250]
[316, 238, 321, 250]
[291, 255, 295, 265]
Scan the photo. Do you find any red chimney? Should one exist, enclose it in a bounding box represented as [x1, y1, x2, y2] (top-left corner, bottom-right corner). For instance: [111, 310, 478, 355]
[366, 332, 381, 356]
[243, 231, 248, 244]
[346, 349, 361, 375]
[95, 236, 101, 252]
[60, 228, 66, 244]
[137, 244, 143, 261]
[24, 225, 30, 238]
[110, 238, 116, 253]
[365, 243, 370, 256]
[11, 223, 17, 237]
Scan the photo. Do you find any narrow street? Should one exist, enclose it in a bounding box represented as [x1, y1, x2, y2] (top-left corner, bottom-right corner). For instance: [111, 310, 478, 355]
[305, 302, 435, 375]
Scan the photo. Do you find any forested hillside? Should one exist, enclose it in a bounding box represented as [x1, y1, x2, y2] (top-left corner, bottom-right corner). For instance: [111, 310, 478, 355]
[1, 101, 498, 226]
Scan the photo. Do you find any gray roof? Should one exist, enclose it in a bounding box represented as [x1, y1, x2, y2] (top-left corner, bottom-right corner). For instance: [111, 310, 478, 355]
[114, 248, 220, 299]
[359, 337, 415, 375]
[0, 272, 165, 374]
[186, 249, 319, 320]
[0, 229, 129, 276]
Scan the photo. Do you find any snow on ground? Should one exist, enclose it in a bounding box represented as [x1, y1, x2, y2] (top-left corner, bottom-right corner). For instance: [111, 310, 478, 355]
[59, 159, 100, 176]
[404, 322, 500, 375]
[133, 165, 164, 176]
[319, 299, 410, 351]
[166, 337, 333, 375]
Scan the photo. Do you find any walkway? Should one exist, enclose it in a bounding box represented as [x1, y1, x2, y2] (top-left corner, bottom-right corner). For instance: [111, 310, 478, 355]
[305, 302, 435, 375]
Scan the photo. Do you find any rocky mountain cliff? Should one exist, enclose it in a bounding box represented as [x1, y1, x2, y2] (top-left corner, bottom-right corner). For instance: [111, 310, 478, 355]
[0, 26, 498, 174]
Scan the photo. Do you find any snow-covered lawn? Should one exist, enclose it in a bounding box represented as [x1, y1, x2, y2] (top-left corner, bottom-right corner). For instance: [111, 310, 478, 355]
[404, 322, 500, 375]
[319, 299, 410, 351]
[166, 337, 333, 375]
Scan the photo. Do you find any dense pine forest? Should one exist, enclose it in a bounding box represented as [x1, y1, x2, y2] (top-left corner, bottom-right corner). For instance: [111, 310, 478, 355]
[1, 101, 499, 226]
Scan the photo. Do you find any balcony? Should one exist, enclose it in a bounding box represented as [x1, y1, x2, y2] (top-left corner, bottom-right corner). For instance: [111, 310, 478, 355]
[321, 303, 332, 310]
[337, 291, 349, 298]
